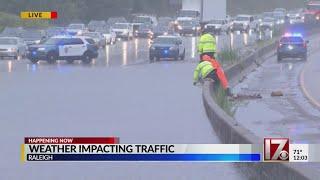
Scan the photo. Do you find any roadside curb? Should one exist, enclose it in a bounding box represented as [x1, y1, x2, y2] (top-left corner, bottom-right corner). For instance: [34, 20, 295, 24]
[202, 28, 320, 179]
[299, 56, 320, 109]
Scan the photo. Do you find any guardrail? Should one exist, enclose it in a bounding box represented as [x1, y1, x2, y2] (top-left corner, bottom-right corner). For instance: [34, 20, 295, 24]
[202, 25, 320, 180]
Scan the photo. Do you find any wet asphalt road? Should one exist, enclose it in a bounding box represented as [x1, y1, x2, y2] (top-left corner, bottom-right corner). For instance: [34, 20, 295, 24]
[233, 32, 320, 143]
[301, 44, 320, 108]
[0, 32, 259, 73]
[0, 33, 259, 180]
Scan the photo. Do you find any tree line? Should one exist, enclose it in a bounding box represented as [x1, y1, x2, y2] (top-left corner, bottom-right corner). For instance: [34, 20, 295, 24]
[0, 0, 178, 25]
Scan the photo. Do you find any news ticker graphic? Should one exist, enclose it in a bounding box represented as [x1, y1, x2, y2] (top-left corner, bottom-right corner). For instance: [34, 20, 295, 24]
[20, 137, 318, 162]
[20, 11, 58, 19]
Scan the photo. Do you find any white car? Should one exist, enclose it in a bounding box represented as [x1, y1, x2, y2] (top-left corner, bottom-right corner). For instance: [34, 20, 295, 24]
[259, 17, 275, 30]
[273, 12, 286, 25]
[231, 15, 259, 33]
[132, 15, 158, 27]
[204, 19, 231, 35]
[102, 30, 116, 45]
[287, 14, 304, 24]
[111, 23, 134, 40]
[66, 23, 86, 35]
[0, 37, 27, 59]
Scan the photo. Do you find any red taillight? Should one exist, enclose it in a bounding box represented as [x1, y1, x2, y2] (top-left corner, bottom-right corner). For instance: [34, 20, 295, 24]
[303, 42, 307, 48]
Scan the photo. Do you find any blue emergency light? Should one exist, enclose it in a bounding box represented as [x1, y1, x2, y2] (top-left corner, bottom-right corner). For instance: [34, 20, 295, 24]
[284, 33, 303, 37]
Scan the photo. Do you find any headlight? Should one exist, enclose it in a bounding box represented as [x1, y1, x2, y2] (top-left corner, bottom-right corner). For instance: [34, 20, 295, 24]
[302, 16, 305, 20]
[197, 26, 201, 30]
[169, 47, 177, 50]
[8, 48, 17, 52]
[177, 25, 182, 30]
[163, 32, 168, 35]
[192, 27, 196, 30]
[316, 16, 320, 20]
[35, 40, 41, 44]
[38, 47, 46, 51]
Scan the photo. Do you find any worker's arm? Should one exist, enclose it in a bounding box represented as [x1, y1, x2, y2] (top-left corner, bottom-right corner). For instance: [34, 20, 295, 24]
[193, 64, 201, 83]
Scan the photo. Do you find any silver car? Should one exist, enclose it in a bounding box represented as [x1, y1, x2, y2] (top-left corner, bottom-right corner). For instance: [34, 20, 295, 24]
[0, 37, 27, 59]
[82, 32, 106, 48]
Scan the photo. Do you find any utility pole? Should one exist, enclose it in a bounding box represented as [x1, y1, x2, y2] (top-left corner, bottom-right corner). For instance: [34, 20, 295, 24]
[201, 0, 204, 21]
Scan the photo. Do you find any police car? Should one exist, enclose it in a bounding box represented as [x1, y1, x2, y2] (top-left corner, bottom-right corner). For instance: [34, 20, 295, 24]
[277, 33, 308, 61]
[27, 36, 99, 64]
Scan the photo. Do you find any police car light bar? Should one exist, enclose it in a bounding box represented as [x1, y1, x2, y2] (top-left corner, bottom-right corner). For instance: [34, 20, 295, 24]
[283, 33, 303, 37]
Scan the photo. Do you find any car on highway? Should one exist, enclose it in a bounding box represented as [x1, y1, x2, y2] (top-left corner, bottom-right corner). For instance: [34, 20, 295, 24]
[46, 27, 66, 37]
[153, 25, 170, 38]
[88, 20, 107, 32]
[274, 8, 287, 15]
[135, 23, 153, 38]
[176, 9, 200, 21]
[277, 33, 308, 61]
[66, 23, 86, 35]
[176, 17, 200, 36]
[21, 29, 47, 45]
[158, 17, 173, 26]
[231, 14, 259, 33]
[287, 13, 304, 24]
[27, 36, 99, 64]
[204, 19, 231, 35]
[149, 35, 185, 62]
[289, 15, 304, 25]
[263, 12, 275, 18]
[82, 32, 106, 48]
[111, 23, 134, 40]
[106, 17, 128, 27]
[132, 14, 158, 27]
[273, 11, 286, 25]
[0, 37, 27, 59]
[101, 30, 116, 45]
[259, 17, 275, 30]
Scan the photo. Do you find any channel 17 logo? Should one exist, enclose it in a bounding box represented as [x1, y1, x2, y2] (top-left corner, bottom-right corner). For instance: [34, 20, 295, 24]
[264, 138, 289, 161]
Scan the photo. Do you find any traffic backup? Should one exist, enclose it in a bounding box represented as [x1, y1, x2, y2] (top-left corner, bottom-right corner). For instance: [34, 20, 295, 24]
[277, 33, 308, 61]
[27, 36, 99, 64]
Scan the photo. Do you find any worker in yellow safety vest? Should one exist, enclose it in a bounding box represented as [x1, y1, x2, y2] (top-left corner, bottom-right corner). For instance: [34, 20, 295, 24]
[197, 28, 217, 59]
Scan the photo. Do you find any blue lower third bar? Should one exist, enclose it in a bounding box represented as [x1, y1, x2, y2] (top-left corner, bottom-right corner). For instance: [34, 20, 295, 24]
[27, 154, 261, 162]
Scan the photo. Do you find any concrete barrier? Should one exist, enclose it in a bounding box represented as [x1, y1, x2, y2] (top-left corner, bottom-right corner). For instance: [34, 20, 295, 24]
[202, 30, 320, 179]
